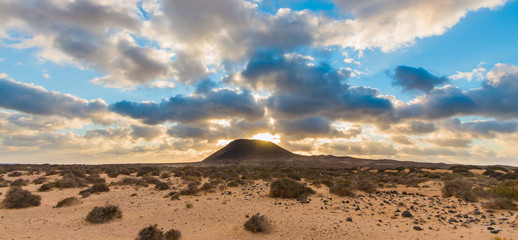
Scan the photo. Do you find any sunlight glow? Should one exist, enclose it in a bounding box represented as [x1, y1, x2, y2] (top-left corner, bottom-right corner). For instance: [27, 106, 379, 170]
[251, 133, 281, 144]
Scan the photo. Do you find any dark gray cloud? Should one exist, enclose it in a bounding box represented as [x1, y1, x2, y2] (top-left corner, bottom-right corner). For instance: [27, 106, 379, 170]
[276, 117, 334, 137]
[394, 121, 436, 134]
[110, 88, 264, 125]
[167, 125, 206, 139]
[389, 66, 448, 93]
[0, 77, 111, 124]
[234, 50, 394, 122]
[445, 118, 518, 138]
[131, 125, 163, 141]
[395, 65, 518, 120]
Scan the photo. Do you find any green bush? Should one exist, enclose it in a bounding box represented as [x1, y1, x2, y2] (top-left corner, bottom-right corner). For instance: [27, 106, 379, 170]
[492, 180, 518, 200]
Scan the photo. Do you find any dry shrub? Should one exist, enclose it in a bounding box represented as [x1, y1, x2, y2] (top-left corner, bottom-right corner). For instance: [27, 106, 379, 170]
[118, 177, 149, 187]
[7, 171, 23, 177]
[330, 179, 355, 197]
[32, 177, 48, 185]
[155, 181, 170, 191]
[136, 224, 181, 240]
[482, 197, 517, 210]
[55, 197, 81, 208]
[355, 179, 377, 193]
[270, 178, 315, 198]
[244, 214, 270, 233]
[80, 182, 110, 197]
[180, 182, 200, 195]
[137, 167, 160, 177]
[85, 205, 122, 224]
[442, 178, 478, 202]
[38, 183, 55, 192]
[54, 175, 87, 188]
[85, 174, 106, 184]
[200, 182, 216, 192]
[10, 179, 29, 187]
[2, 187, 41, 209]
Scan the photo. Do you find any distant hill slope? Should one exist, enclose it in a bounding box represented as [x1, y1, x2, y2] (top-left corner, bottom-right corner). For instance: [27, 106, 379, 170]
[201, 139, 510, 169]
[202, 139, 298, 163]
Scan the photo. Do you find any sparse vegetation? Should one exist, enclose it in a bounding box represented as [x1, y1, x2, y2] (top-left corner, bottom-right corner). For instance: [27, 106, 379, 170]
[2, 187, 41, 209]
[270, 178, 315, 198]
[85, 205, 122, 224]
[244, 214, 270, 233]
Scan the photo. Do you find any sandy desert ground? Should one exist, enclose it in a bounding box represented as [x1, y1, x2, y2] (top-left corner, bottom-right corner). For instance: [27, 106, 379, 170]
[0, 169, 517, 240]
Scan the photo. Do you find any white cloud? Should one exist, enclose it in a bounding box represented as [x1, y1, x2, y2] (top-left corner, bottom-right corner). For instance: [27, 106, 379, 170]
[43, 73, 51, 79]
[450, 66, 486, 81]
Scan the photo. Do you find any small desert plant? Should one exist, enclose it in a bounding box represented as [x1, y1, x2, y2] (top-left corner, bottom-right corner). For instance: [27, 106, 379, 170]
[155, 181, 170, 191]
[85, 205, 122, 224]
[7, 171, 23, 177]
[200, 182, 216, 192]
[10, 179, 29, 187]
[54, 175, 87, 188]
[270, 178, 315, 198]
[38, 183, 55, 192]
[185, 202, 193, 209]
[355, 179, 377, 193]
[55, 197, 81, 208]
[442, 178, 478, 202]
[118, 177, 149, 187]
[136, 224, 182, 240]
[244, 214, 270, 233]
[160, 173, 171, 179]
[80, 182, 110, 198]
[330, 179, 355, 197]
[179, 182, 200, 195]
[137, 167, 160, 177]
[2, 187, 41, 209]
[32, 176, 48, 185]
[482, 197, 517, 210]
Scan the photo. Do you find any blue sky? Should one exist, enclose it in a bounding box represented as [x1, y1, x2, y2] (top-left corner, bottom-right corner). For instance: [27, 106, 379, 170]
[1, 0, 518, 165]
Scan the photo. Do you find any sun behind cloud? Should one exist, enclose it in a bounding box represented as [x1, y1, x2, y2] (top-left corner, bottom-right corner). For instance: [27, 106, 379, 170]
[251, 133, 281, 144]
